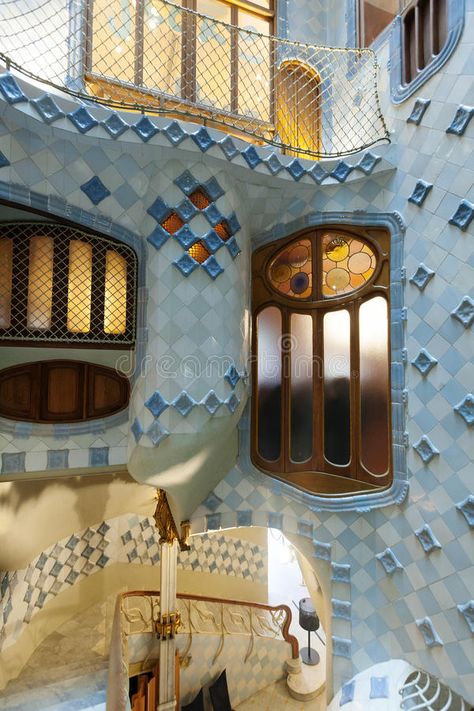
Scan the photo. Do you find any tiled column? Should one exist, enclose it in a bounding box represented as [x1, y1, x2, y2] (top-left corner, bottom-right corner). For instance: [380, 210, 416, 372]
[158, 539, 179, 711]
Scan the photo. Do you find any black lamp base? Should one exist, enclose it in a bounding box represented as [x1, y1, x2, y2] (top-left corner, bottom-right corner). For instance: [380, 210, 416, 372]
[300, 647, 320, 666]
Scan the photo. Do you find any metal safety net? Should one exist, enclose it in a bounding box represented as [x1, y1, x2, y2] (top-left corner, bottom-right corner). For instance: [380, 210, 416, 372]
[0, 222, 137, 345]
[0, 0, 389, 158]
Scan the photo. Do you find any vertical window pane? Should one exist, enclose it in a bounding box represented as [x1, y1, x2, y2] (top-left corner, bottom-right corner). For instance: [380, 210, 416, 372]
[68, 241, 92, 334]
[238, 12, 270, 121]
[257, 306, 282, 461]
[359, 296, 389, 476]
[276, 63, 320, 158]
[324, 310, 350, 466]
[290, 314, 313, 463]
[104, 250, 127, 334]
[27, 236, 54, 331]
[143, 0, 182, 95]
[92, 0, 136, 84]
[0, 238, 13, 329]
[196, 0, 231, 111]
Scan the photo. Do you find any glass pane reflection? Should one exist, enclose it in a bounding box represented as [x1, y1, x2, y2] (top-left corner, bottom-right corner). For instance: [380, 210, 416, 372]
[359, 296, 389, 475]
[290, 313, 312, 463]
[257, 306, 282, 461]
[323, 309, 350, 465]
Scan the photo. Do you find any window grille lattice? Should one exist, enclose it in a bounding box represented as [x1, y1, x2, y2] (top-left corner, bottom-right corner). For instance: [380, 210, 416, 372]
[0, 223, 136, 346]
[0, 0, 389, 158]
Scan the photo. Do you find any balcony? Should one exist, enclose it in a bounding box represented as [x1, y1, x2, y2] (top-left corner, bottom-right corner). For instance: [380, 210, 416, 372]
[0, 0, 389, 159]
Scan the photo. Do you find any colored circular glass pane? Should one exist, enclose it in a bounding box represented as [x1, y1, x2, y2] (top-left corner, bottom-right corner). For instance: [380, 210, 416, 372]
[288, 243, 309, 268]
[325, 238, 349, 262]
[326, 268, 350, 291]
[271, 262, 292, 283]
[290, 271, 309, 294]
[348, 251, 371, 274]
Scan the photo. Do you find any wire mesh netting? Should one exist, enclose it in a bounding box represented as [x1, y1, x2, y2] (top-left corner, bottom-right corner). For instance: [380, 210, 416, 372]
[0, 0, 389, 158]
[0, 223, 137, 345]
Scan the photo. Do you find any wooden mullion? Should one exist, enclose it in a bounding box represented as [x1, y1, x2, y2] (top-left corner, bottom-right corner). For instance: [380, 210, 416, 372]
[349, 300, 360, 482]
[51, 236, 70, 340]
[281, 307, 290, 471]
[313, 307, 324, 473]
[230, 5, 239, 115]
[134, 0, 145, 86]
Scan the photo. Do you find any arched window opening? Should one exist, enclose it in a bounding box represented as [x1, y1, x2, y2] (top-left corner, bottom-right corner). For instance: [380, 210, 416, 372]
[275, 61, 321, 159]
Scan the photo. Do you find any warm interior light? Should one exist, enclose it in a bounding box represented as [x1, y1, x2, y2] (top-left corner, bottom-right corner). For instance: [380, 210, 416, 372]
[67, 240, 92, 333]
[27, 235, 54, 330]
[0, 237, 13, 329]
[104, 250, 127, 334]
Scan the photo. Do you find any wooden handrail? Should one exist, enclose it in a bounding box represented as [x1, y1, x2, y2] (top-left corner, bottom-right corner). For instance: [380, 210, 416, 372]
[120, 590, 299, 659]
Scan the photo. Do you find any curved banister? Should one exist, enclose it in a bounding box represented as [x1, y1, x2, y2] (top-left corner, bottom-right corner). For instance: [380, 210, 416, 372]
[120, 589, 299, 658]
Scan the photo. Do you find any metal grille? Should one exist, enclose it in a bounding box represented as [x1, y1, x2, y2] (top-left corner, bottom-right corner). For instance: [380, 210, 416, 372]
[0, 0, 389, 158]
[0, 222, 137, 346]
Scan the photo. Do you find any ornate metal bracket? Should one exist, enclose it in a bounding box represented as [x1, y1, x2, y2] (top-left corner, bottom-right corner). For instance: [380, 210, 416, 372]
[153, 489, 191, 551]
[155, 612, 181, 639]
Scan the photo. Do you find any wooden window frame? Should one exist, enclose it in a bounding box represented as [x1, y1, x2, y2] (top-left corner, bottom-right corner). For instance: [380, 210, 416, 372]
[0, 222, 137, 348]
[357, 0, 404, 47]
[251, 225, 392, 497]
[84, 0, 274, 123]
[401, 0, 447, 85]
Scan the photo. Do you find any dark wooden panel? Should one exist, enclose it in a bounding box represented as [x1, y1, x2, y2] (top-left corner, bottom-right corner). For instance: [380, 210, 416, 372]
[0, 363, 39, 420]
[87, 364, 129, 418]
[40, 362, 85, 421]
[0, 360, 129, 423]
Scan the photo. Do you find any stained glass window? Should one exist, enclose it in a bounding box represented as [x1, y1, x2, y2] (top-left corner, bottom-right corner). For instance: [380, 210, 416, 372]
[267, 239, 312, 299]
[322, 233, 376, 297]
[253, 226, 391, 496]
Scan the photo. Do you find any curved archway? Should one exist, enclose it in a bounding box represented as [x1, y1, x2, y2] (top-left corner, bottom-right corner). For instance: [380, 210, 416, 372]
[275, 60, 321, 158]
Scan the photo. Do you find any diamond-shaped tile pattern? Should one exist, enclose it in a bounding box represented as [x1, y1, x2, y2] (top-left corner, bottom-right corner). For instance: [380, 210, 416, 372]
[192, 127, 215, 152]
[449, 200, 474, 230]
[0, 73, 27, 104]
[146, 420, 169, 446]
[144, 391, 169, 418]
[80, 176, 110, 205]
[174, 253, 199, 276]
[451, 296, 474, 327]
[67, 107, 98, 134]
[416, 617, 443, 647]
[454, 394, 474, 426]
[413, 435, 439, 463]
[408, 180, 433, 206]
[409, 263, 435, 290]
[172, 392, 196, 417]
[446, 105, 474, 136]
[102, 113, 129, 138]
[457, 601, 474, 634]
[412, 349, 438, 375]
[376, 548, 404, 575]
[456, 496, 474, 528]
[414, 524, 442, 554]
[31, 94, 64, 124]
[407, 98, 431, 125]
[132, 116, 159, 142]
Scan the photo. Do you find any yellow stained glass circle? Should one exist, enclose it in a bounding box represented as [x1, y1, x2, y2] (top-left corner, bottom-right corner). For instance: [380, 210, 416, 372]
[348, 251, 371, 275]
[271, 262, 292, 283]
[326, 238, 349, 262]
[326, 267, 350, 291]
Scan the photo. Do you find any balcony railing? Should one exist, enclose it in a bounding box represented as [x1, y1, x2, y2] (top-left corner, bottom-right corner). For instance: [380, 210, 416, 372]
[0, 0, 389, 158]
